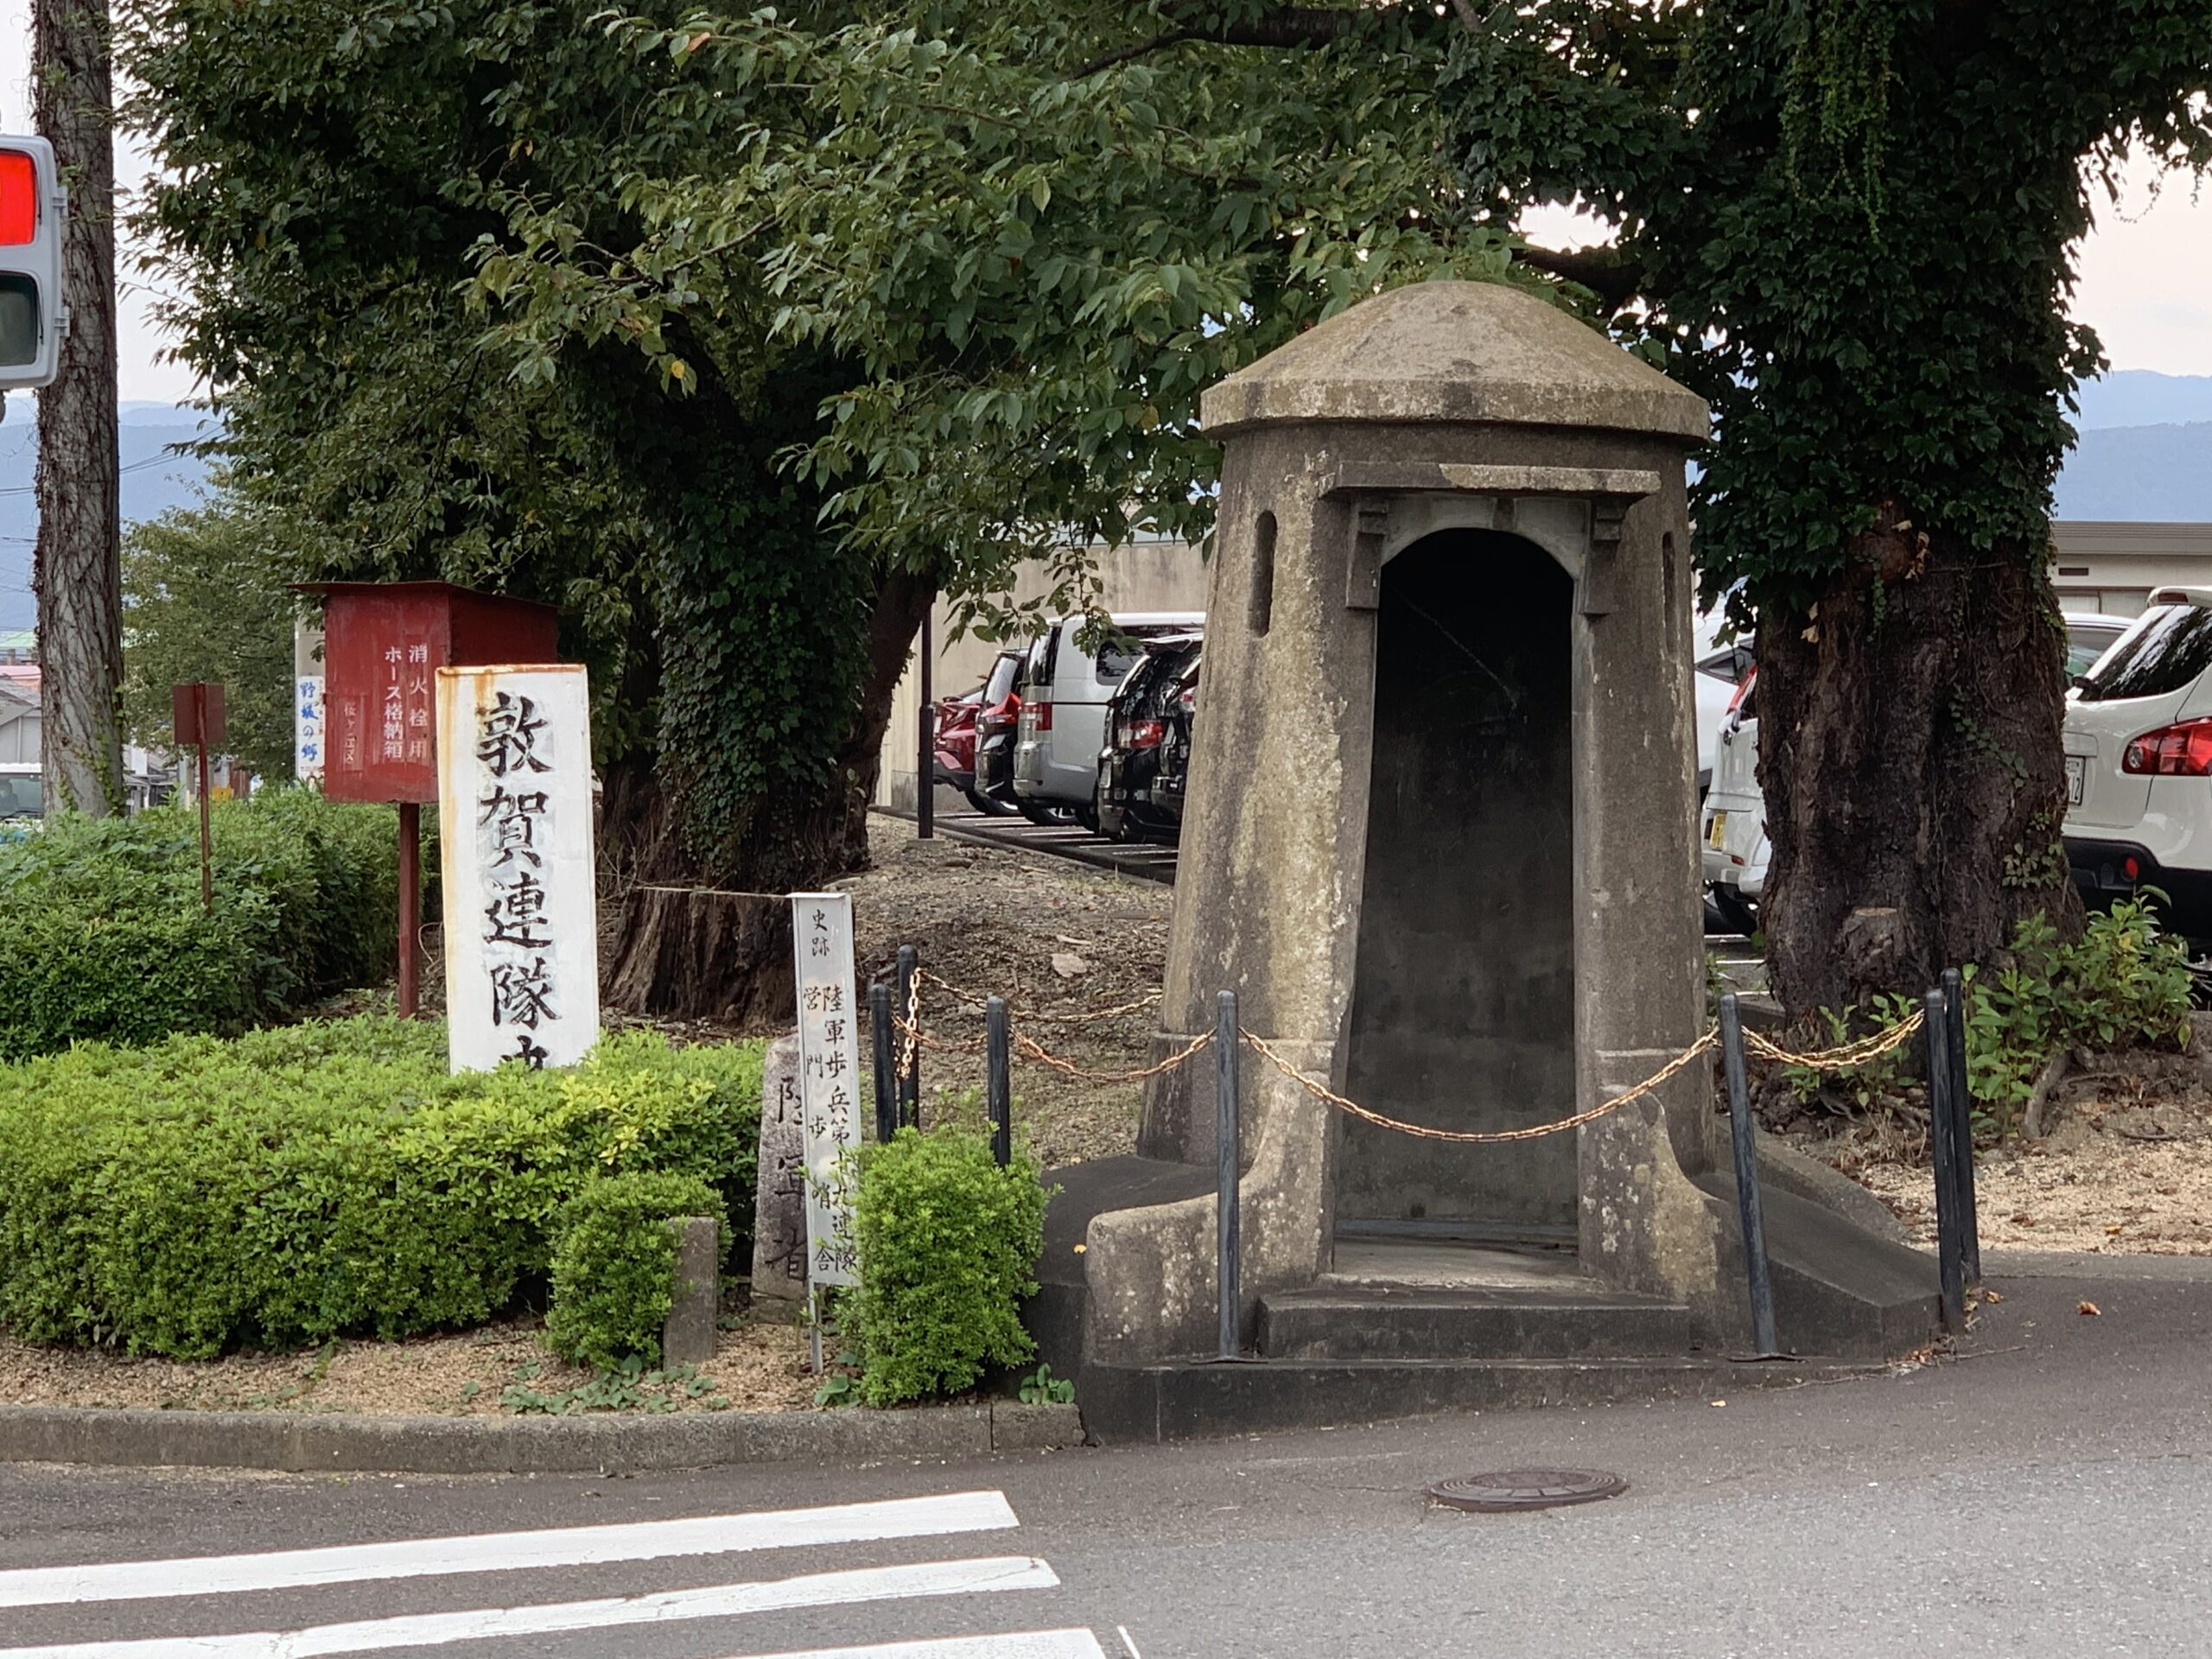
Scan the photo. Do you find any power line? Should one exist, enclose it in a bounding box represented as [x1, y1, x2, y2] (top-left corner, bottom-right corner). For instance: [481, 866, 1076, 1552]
[0, 452, 194, 497]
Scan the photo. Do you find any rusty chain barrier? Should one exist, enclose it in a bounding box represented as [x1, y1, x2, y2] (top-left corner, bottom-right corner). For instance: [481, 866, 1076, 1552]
[881, 959, 1927, 1146]
[1238, 1027, 1719, 1145]
[879, 950, 1971, 1363]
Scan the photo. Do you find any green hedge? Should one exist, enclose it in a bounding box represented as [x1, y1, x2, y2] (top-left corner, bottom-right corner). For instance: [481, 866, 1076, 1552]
[0, 790, 402, 1058]
[849, 1126, 1047, 1406]
[0, 1017, 763, 1357]
[547, 1172, 722, 1371]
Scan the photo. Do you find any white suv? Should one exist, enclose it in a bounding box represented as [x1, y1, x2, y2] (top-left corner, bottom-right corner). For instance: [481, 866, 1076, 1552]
[1012, 612, 1205, 828]
[1700, 664, 1766, 935]
[1702, 612, 2126, 938]
[2064, 590, 2212, 945]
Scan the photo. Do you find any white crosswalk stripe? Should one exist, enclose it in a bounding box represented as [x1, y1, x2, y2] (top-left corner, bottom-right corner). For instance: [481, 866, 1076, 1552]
[0, 1493, 1020, 1609]
[0, 1490, 1114, 1659]
[721, 1637, 1107, 1659]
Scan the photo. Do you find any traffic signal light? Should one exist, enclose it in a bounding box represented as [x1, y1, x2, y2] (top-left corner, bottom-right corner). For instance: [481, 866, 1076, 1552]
[0, 136, 67, 391]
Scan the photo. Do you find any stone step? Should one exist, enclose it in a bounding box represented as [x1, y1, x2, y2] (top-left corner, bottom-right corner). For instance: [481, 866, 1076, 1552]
[1077, 1352, 1856, 1445]
[1255, 1285, 1705, 1362]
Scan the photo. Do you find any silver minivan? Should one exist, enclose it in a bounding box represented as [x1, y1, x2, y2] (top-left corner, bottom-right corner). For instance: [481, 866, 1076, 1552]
[1013, 612, 1205, 829]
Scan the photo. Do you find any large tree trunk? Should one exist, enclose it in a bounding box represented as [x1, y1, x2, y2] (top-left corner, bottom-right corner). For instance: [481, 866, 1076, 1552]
[1758, 514, 2081, 1019]
[33, 0, 124, 815]
[601, 567, 935, 1022]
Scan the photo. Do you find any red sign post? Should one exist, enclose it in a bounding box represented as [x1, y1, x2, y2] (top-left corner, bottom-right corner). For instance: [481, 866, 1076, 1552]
[172, 682, 226, 911]
[296, 583, 561, 1017]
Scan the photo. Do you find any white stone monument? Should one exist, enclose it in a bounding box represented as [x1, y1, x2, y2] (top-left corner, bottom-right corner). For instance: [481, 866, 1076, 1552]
[436, 664, 601, 1072]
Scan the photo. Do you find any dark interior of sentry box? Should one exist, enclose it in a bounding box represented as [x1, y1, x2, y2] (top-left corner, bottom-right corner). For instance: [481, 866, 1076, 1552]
[1336, 528, 1578, 1238]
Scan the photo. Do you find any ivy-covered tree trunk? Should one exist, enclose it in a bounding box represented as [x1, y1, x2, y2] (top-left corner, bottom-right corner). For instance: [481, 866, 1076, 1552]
[1443, 0, 2209, 1025]
[601, 569, 933, 1022]
[1757, 521, 2080, 1014]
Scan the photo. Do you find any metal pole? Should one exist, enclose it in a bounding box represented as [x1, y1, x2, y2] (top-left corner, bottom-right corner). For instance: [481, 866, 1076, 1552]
[987, 995, 1012, 1167]
[917, 610, 934, 842]
[1942, 967, 1981, 1286]
[869, 982, 897, 1144]
[1719, 993, 1780, 1357]
[194, 735, 212, 912]
[396, 800, 420, 1020]
[1216, 988, 1241, 1363]
[1925, 988, 1967, 1334]
[896, 944, 920, 1130]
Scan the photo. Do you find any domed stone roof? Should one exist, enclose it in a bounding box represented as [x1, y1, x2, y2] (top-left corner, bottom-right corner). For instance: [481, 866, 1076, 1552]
[1199, 280, 1709, 443]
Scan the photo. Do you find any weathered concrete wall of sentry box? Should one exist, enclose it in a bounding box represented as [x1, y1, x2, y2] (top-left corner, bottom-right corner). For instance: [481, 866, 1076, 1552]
[1077, 281, 1744, 1370]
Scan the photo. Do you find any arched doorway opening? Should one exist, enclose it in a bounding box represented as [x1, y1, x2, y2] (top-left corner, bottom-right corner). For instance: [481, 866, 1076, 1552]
[1337, 527, 1578, 1240]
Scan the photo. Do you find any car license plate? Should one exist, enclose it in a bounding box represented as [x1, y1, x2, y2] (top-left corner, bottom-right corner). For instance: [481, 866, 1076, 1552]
[2065, 754, 2087, 807]
[1706, 811, 1727, 849]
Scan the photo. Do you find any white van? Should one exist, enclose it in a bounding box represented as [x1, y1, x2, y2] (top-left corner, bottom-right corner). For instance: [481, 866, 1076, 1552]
[1013, 612, 1205, 828]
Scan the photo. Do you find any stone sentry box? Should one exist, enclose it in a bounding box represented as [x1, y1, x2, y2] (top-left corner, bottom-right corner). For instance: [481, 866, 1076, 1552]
[1078, 282, 1736, 1372]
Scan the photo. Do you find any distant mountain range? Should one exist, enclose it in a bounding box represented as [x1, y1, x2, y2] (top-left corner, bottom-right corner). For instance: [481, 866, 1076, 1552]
[0, 402, 219, 632]
[3, 372, 2211, 636]
[2071, 370, 2212, 431]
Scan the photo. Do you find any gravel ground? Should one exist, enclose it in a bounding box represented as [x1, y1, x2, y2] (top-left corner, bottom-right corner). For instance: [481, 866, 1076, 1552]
[0, 1318, 817, 1415]
[1805, 1048, 2212, 1255]
[839, 816, 1171, 1170]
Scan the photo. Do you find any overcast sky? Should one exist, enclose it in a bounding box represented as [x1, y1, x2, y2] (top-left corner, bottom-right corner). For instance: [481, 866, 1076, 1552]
[5, 6, 2212, 404]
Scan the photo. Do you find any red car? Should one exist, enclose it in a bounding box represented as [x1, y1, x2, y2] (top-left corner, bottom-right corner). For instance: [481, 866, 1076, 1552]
[931, 687, 982, 792]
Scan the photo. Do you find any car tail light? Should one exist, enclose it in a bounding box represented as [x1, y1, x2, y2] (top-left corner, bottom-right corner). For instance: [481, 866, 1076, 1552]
[1726, 664, 1757, 716]
[2122, 717, 2212, 776]
[1030, 701, 1052, 733]
[1119, 718, 1165, 749]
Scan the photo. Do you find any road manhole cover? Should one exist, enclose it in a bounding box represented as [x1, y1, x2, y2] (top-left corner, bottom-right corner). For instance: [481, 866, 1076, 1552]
[1426, 1469, 1628, 1513]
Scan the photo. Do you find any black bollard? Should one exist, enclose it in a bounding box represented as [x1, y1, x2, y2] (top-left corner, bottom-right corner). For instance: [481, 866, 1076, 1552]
[870, 982, 896, 1144]
[896, 944, 920, 1131]
[1941, 968, 1981, 1286]
[1719, 993, 1780, 1357]
[987, 995, 1012, 1167]
[1216, 989, 1241, 1363]
[1925, 988, 1967, 1334]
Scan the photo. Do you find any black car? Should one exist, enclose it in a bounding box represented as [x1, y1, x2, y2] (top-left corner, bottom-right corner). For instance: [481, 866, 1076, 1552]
[1095, 633, 1202, 842]
[968, 647, 1027, 816]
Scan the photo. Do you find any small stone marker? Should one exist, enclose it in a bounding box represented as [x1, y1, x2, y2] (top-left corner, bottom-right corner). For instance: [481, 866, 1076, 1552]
[750, 1034, 809, 1306]
[661, 1217, 721, 1368]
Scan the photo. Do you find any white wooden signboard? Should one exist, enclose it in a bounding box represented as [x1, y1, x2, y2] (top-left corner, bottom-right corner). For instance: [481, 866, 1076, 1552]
[790, 893, 861, 1288]
[437, 664, 601, 1073]
[294, 674, 325, 785]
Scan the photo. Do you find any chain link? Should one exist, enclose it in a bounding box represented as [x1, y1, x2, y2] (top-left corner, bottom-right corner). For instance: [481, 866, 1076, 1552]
[1016, 1027, 1215, 1084]
[895, 965, 922, 1080]
[1743, 1011, 1924, 1069]
[1240, 1027, 1720, 1145]
[918, 969, 1158, 1028]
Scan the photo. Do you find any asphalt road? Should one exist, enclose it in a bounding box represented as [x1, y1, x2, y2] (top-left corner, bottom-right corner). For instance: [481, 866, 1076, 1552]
[5, 1266, 2211, 1658]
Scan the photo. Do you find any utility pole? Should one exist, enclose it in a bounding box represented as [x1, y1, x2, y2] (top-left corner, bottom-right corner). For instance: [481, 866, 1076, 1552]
[33, 0, 123, 816]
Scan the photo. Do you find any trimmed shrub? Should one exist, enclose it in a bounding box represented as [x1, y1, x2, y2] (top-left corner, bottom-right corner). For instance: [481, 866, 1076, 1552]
[0, 1017, 763, 1357]
[547, 1172, 722, 1370]
[849, 1126, 1047, 1406]
[0, 790, 401, 1058]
